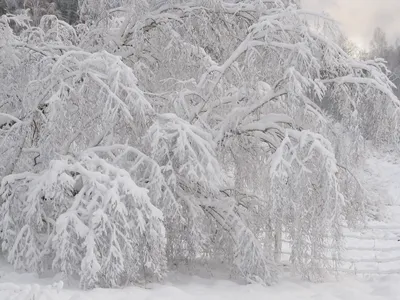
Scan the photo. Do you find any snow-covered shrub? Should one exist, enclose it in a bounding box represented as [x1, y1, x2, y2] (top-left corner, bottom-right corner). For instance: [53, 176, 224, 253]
[0, 153, 166, 289]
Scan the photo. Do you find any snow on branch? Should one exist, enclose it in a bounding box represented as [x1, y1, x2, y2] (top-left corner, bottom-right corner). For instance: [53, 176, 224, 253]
[0, 153, 166, 288]
[28, 49, 155, 157]
[145, 113, 224, 198]
[86, 144, 182, 221]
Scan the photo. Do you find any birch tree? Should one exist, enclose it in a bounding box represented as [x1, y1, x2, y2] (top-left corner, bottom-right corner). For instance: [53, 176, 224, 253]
[0, 0, 399, 288]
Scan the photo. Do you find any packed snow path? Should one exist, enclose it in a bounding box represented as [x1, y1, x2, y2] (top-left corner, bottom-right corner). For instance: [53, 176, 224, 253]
[2, 149, 400, 300]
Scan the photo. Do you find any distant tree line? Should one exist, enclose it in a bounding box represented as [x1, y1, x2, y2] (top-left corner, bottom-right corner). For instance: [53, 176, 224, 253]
[0, 0, 78, 24]
[368, 28, 400, 99]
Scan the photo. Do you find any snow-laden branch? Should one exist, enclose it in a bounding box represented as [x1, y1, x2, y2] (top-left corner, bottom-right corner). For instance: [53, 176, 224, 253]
[0, 154, 166, 288]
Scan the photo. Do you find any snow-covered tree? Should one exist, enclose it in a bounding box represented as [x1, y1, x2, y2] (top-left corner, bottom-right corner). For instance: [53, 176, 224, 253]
[1, 0, 399, 288]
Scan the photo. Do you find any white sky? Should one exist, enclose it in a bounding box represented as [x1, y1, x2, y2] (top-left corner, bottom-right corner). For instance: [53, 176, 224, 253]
[302, 0, 400, 49]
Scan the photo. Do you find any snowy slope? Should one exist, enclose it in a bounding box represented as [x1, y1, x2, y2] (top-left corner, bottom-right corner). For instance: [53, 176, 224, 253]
[362, 148, 400, 207]
[335, 148, 400, 275]
[2, 148, 400, 300]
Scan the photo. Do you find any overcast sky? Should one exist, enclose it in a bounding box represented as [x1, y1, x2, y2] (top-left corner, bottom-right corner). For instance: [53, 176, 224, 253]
[302, 0, 400, 49]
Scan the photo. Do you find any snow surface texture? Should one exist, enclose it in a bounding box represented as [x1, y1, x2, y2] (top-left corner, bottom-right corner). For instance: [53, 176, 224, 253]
[2, 265, 400, 300]
[2, 149, 400, 300]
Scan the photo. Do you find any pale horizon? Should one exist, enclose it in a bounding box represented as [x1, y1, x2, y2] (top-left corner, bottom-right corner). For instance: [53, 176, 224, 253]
[302, 0, 400, 49]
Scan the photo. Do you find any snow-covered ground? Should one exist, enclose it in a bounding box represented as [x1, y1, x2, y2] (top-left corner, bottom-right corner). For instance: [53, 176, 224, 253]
[2, 267, 400, 300]
[332, 149, 400, 275]
[2, 148, 400, 300]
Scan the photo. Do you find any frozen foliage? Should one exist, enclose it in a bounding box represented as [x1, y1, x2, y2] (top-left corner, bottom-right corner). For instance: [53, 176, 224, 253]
[0, 0, 399, 289]
[0, 154, 166, 288]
